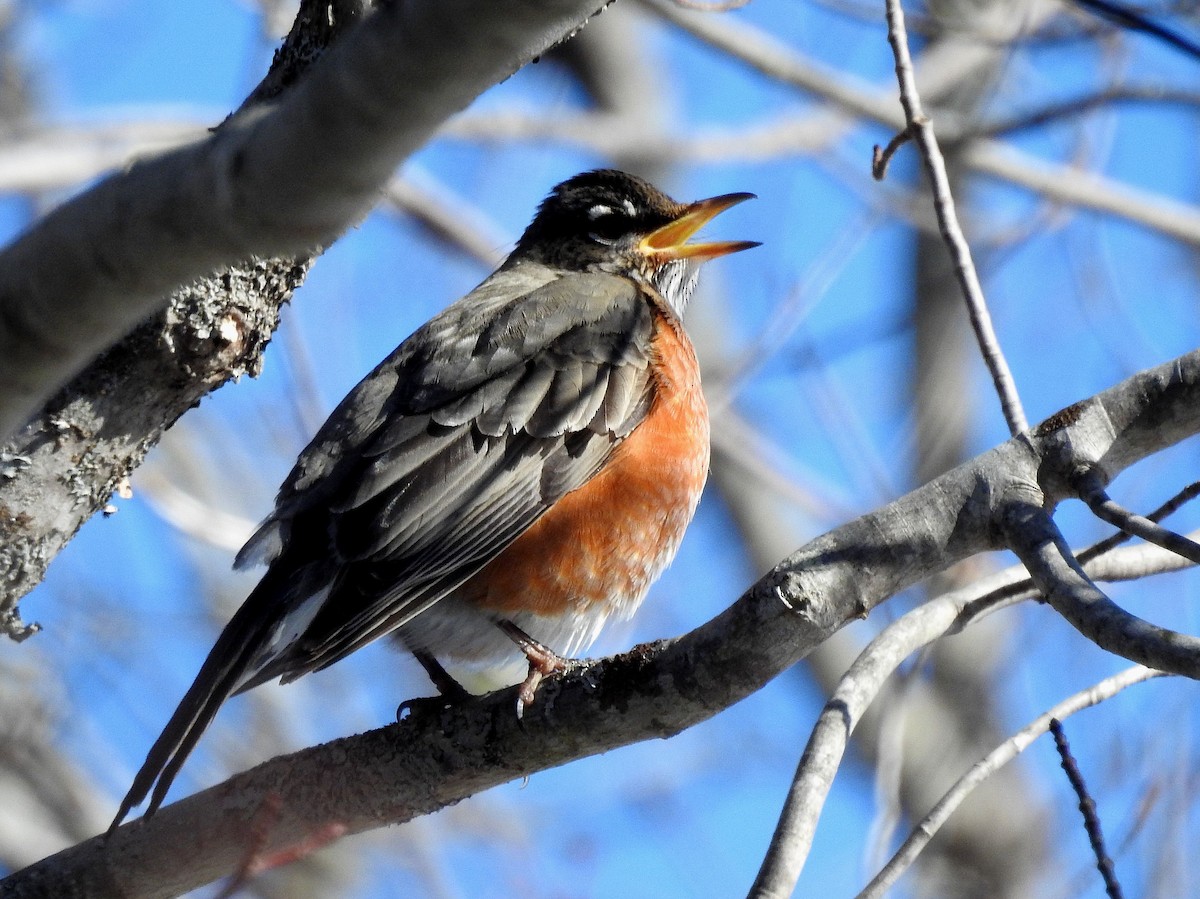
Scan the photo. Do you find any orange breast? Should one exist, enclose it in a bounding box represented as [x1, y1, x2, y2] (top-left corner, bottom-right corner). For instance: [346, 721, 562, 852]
[461, 309, 710, 620]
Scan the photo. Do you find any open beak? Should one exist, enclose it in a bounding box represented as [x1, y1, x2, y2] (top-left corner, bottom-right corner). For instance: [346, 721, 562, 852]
[639, 192, 760, 262]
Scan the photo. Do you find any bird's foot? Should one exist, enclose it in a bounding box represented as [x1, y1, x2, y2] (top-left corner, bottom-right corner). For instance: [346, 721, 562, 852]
[496, 619, 571, 716]
[397, 650, 475, 721]
[396, 693, 464, 721]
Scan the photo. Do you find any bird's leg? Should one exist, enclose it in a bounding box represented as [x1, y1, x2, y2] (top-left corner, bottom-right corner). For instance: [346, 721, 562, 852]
[496, 619, 568, 711]
[412, 650, 473, 702]
[396, 650, 473, 721]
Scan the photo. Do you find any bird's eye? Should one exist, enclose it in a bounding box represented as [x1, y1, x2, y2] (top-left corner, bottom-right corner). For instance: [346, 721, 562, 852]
[586, 204, 629, 245]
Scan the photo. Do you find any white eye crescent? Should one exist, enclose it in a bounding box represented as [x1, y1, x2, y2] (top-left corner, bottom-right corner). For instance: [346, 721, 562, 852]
[587, 203, 626, 245]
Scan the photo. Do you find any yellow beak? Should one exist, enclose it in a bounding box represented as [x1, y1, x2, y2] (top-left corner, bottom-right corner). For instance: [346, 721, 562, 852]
[639, 192, 760, 262]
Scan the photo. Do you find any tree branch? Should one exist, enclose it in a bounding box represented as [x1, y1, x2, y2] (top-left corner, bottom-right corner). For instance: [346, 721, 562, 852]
[1004, 502, 1200, 678]
[746, 516, 1198, 898]
[640, 0, 1200, 248]
[860, 666, 1160, 897]
[1077, 474, 1200, 566]
[0, 0, 612, 635]
[7, 347, 1200, 896]
[882, 0, 1026, 434]
[0, 0, 612, 440]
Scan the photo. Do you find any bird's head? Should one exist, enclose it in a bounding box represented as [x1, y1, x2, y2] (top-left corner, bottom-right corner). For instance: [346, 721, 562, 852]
[509, 169, 759, 317]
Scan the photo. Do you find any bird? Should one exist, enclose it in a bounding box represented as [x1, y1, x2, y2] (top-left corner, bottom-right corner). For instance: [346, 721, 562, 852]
[111, 168, 758, 831]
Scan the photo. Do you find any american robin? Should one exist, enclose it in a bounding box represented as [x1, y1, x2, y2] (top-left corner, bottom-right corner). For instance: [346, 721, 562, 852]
[111, 169, 757, 829]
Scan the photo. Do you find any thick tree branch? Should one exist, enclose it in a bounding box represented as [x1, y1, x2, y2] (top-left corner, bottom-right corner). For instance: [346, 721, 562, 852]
[7, 348, 1200, 897]
[747, 520, 1198, 899]
[0, 0, 611, 440]
[0, 0, 613, 635]
[0, 0, 362, 639]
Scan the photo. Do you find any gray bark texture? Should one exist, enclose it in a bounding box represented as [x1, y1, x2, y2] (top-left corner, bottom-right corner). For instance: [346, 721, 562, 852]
[0, 0, 614, 638]
[6, 347, 1200, 897]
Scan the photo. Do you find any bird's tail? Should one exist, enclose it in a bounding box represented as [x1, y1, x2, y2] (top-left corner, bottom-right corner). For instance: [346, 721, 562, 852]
[108, 571, 291, 834]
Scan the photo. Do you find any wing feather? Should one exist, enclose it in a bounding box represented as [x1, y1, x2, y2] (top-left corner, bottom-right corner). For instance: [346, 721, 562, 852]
[475, 361, 557, 435]
[242, 265, 658, 683]
[117, 242, 683, 830]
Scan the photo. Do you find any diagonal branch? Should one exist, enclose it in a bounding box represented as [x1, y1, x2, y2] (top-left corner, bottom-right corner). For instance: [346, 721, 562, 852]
[861, 666, 1161, 898]
[1077, 473, 1200, 566]
[7, 348, 1200, 897]
[1004, 501, 1200, 678]
[0, 0, 614, 636]
[1049, 718, 1125, 899]
[0, 0, 613, 440]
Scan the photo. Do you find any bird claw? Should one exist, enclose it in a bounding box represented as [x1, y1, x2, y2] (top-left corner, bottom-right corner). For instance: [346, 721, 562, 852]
[514, 668, 545, 720]
[396, 686, 472, 722]
[496, 619, 572, 717]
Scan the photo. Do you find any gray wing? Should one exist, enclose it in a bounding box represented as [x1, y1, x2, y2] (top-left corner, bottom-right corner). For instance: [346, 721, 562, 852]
[236, 264, 658, 686]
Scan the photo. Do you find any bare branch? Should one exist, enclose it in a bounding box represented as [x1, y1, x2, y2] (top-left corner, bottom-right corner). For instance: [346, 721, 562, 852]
[7, 347, 1200, 895]
[1077, 481, 1200, 565]
[1077, 474, 1200, 566]
[748, 576, 988, 899]
[0, 0, 613, 439]
[749, 510, 1200, 898]
[1004, 501, 1200, 678]
[0, 0, 617, 633]
[860, 666, 1161, 897]
[980, 86, 1200, 136]
[883, 0, 1026, 434]
[640, 0, 1200, 247]
[1049, 718, 1125, 899]
[1072, 0, 1200, 62]
[0, 120, 209, 193]
[383, 173, 508, 268]
[871, 126, 913, 180]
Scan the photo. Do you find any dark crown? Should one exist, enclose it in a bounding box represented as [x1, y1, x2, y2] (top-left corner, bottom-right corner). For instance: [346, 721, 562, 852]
[509, 169, 684, 269]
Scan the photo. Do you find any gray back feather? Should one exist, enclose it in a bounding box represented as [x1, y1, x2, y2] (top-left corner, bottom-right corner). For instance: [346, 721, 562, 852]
[235, 263, 657, 684]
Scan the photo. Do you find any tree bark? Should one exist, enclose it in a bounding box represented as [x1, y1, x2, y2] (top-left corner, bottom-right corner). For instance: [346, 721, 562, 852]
[6, 347, 1200, 897]
[0, 0, 613, 637]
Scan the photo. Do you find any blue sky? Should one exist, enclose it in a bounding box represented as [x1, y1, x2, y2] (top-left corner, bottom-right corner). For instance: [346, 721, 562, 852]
[7, 1, 1200, 896]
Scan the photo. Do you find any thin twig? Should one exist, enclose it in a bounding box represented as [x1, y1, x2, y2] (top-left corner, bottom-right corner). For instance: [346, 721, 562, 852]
[383, 171, 508, 268]
[1077, 481, 1200, 564]
[710, 409, 855, 521]
[1050, 718, 1125, 899]
[1073, 0, 1200, 63]
[858, 668, 1161, 897]
[1077, 474, 1200, 566]
[589, 2, 1200, 248]
[871, 126, 912, 180]
[882, 0, 1027, 434]
[707, 210, 878, 413]
[980, 86, 1200, 137]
